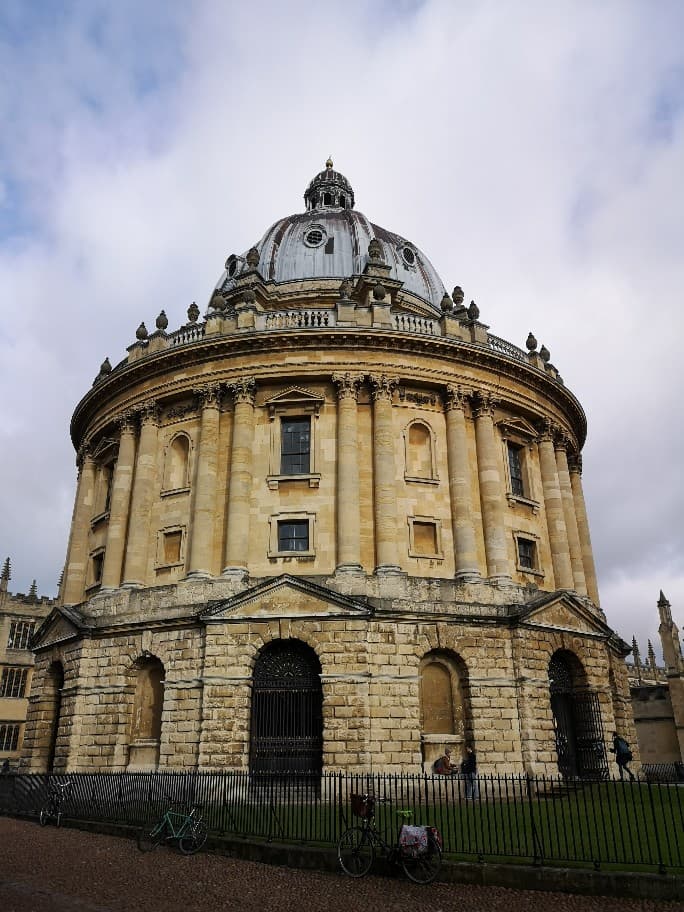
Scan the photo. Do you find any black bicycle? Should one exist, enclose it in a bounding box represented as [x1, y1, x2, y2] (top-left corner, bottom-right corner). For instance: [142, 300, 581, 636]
[337, 793, 442, 884]
[39, 780, 72, 827]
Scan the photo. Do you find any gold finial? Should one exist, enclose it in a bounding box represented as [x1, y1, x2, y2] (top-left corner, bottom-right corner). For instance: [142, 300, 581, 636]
[326, 156, 333, 169]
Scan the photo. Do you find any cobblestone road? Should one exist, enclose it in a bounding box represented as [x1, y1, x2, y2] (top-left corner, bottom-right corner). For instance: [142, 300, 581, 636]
[0, 818, 681, 912]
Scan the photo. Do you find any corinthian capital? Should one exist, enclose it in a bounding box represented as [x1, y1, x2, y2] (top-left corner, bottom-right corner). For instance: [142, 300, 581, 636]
[116, 409, 138, 435]
[444, 384, 470, 412]
[194, 382, 224, 409]
[554, 430, 571, 452]
[229, 376, 256, 405]
[471, 389, 499, 418]
[332, 372, 362, 401]
[369, 374, 398, 403]
[138, 400, 161, 426]
[76, 442, 93, 471]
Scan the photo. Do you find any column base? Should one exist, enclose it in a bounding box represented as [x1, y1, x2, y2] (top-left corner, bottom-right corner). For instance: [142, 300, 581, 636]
[374, 565, 404, 577]
[184, 570, 213, 580]
[455, 569, 482, 583]
[221, 567, 249, 584]
[121, 581, 143, 589]
[334, 563, 364, 575]
[488, 574, 514, 588]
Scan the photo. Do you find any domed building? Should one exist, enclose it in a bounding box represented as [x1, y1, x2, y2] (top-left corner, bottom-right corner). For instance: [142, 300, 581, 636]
[24, 161, 635, 777]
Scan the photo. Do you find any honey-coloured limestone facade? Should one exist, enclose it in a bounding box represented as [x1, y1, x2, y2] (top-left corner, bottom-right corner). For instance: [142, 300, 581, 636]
[24, 161, 636, 777]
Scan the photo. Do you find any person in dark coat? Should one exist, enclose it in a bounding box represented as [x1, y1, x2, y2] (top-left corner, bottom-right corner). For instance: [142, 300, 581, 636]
[610, 732, 636, 781]
[462, 744, 478, 798]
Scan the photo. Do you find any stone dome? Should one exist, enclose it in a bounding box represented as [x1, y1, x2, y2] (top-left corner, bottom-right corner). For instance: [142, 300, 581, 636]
[217, 161, 447, 312]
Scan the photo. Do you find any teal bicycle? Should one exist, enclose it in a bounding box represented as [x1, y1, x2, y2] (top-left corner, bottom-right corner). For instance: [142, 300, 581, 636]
[138, 802, 207, 855]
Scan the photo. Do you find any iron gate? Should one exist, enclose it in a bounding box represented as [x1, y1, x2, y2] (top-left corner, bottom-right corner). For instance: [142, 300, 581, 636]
[550, 653, 608, 780]
[249, 640, 323, 776]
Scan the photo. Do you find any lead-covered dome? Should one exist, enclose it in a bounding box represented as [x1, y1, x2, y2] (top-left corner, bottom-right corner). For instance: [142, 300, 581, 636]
[217, 161, 447, 312]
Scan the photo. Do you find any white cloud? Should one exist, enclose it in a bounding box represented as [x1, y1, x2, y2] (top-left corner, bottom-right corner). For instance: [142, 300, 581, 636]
[0, 0, 682, 649]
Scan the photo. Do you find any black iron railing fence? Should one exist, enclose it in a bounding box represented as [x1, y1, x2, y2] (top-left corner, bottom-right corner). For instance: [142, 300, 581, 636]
[1, 771, 682, 873]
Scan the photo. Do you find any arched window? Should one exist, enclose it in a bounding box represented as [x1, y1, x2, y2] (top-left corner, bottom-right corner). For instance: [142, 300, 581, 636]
[128, 656, 165, 769]
[163, 434, 190, 491]
[419, 651, 470, 768]
[323, 192, 332, 206]
[340, 194, 346, 208]
[405, 421, 435, 480]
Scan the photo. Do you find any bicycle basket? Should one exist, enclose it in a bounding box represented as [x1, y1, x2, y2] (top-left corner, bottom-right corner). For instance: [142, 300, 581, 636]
[350, 794, 373, 818]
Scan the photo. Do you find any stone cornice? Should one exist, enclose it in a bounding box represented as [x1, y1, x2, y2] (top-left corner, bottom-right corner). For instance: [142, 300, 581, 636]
[71, 329, 587, 449]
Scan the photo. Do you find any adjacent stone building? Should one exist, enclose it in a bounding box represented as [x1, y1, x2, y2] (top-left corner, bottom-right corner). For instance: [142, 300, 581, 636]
[24, 161, 635, 777]
[629, 592, 684, 771]
[0, 560, 54, 769]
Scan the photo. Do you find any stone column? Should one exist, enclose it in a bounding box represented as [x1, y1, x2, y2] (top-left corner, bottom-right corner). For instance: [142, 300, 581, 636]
[537, 421, 573, 590]
[332, 373, 362, 573]
[187, 383, 223, 578]
[62, 447, 97, 604]
[555, 438, 587, 595]
[569, 456, 600, 605]
[472, 392, 510, 583]
[444, 385, 480, 580]
[122, 402, 160, 587]
[369, 374, 401, 574]
[100, 412, 137, 590]
[222, 377, 256, 580]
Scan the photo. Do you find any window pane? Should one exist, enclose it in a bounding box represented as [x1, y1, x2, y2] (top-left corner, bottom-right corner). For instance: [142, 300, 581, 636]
[8, 622, 35, 650]
[508, 443, 525, 496]
[281, 418, 310, 474]
[518, 538, 535, 569]
[278, 521, 309, 552]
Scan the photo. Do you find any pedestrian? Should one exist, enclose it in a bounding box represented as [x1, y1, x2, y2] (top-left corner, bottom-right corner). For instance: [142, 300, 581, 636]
[432, 747, 455, 775]
[462, 743, 478, 798]
[610, 732, 636, 781]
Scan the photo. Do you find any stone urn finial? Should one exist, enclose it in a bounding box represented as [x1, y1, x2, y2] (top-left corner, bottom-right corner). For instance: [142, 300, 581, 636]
[452, 286, 465, 307]
[242, 288, 256, 306]
[339, 278, 353, 300]
[100, 357, 112, 374]
[467, 299, 480, 321]
[372, 282, 387, 301]
[136, 322, 148, 341]
[246, 247, 260, 269]
[526, 332, 538, 352]
[539, 344, 550, 363]
[440, 293, 453, 313]
[156, 310, 168, 331]
[187, 302, 200, 324]
[368, 238, 384, 262]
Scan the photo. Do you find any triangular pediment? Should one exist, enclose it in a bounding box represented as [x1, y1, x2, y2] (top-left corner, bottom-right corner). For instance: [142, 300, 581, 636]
[263, 387, 325, 416]
[202, 575, 371, 622]
[32, 606, 86, 650]
[496, 416, 537, 441]
[515, 591, 611, 638]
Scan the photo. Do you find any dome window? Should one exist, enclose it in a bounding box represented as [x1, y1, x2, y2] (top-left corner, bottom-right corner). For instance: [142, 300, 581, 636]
[226, 256, 238, 277]
[304, 226, 326, 248]
[323, 192, 332, 206]
[340, 194, 346, 209]
[402, 246, 416, 267]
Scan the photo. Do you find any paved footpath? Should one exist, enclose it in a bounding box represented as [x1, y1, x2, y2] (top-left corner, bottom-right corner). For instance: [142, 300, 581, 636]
[0, 818, 681, 912]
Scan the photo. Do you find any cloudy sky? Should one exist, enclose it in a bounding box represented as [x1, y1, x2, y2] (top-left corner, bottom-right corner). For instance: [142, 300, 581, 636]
[0, 0, 682, 655]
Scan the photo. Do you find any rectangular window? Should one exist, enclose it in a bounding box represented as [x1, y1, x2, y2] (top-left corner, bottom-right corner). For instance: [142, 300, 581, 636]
[277, 520, 309, 552]
[1, 667, 29, 698]
[0, 723, 20, 752]
[507, 443, 525, 497]
[280, 418, 310, 474]
[7, 621, 35, 650]
[92, 552, 104, 585]
[163, 530, 182, 564]
[517, 538, 537, 570]
[413, 521, 438, 556]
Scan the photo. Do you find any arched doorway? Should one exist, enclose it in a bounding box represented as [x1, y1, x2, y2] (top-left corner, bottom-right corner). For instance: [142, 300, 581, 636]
[549, 650, 607, 779]
[45, 662, 65, 773]
[249, 640, 323, 776]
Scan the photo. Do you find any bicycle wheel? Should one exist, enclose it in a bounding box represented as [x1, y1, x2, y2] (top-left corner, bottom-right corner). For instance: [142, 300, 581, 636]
[337, 826, 374, 877]
[39, 806, 50, 827]
[138, 818, 166, 852]
[178, 817, 208, 855]
[400, 833, 442, 885]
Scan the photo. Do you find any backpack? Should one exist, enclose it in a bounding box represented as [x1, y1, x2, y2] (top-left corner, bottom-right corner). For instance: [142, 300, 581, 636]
[432, 757, 446, 774]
